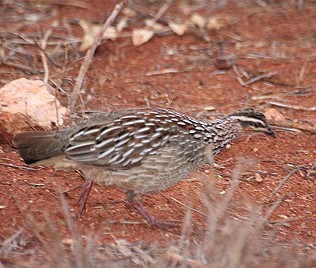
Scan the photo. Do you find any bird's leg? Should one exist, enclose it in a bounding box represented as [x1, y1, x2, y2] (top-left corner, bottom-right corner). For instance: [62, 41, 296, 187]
[75, 180, 94, 219]
[127, 191, 179, 229]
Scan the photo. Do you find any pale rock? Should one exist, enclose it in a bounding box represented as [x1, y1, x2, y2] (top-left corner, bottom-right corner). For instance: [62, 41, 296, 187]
[0, 78, 69, 143]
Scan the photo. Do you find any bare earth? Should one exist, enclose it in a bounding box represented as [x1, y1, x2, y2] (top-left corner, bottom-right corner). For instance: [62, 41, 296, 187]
[0, 0, 315, 265]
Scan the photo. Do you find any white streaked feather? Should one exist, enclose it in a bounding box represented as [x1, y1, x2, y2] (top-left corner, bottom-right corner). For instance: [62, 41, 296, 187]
[94, 137, 115, 149]
[194, 133, 203, 139]
[119, 114, 138, 120]
[97, 125, 122, 138]
[133, 143, 144, 148]
[134, 133, 148, 139]
[97, 146, 115, 159]
[115, 138, 129, 148]
[122, 148, 134, 158]
[135, 126, 152, 134]
[151, 131, 162, 139]
[122, 119, 146, 126]
[65, 140, 95, 153]
[122, 158, 132, 167]
[151, 142, 162, 148]
[84, 128, 100, 136]
[195, 126, 204, 131]
[131, 155, 144, 164]
[141, 138, 151, 144]
[145, 122, 156, 127]
[108, 154, 121, 164]
[140, 147, 153, 155]
[70, 130, 85, 140]
[177, 121, 187, 126]
[117, 132, 130, 141]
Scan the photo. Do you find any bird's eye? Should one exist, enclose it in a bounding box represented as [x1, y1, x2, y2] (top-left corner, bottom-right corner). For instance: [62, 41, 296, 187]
[253, 122, 260, 128]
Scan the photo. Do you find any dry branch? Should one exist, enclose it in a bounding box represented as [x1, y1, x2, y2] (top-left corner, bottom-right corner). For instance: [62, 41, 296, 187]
[268, 101, 316, 111]
[268, 167, 307, 199]
[237, 71, 278, 86]
[69, 1, 126, 112]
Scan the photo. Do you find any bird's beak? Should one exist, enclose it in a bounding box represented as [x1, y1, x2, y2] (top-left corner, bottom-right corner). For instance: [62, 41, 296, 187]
[266, 126, 276, 138]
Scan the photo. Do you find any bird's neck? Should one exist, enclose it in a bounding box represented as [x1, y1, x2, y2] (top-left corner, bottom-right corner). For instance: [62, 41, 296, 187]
[205, 118, 243, 156]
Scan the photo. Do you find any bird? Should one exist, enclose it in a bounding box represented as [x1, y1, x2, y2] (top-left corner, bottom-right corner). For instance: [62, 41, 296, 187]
[13, 107, 275, 228]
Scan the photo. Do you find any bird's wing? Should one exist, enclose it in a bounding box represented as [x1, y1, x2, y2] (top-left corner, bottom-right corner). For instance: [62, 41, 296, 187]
[65, 110, 183, 169]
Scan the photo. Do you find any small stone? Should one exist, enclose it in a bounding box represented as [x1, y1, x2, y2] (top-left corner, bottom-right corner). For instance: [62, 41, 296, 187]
[190, 13, 205, 28]
[203, 106, 216, 111]
[254, 173, 264, 182]
[62, 238, 74, 245]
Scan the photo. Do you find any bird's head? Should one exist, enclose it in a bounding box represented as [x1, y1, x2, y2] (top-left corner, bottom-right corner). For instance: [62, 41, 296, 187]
[228, 108, 275, 138]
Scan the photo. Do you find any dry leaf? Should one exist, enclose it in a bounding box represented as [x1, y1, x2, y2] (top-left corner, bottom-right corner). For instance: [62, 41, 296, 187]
[190, 13, 206, 28]
[122, 7, 137, 17]
[145, 19, 164, 31]
[132, 29, 155, 46]
[116, 17, 128, 32]
[79, 19, 117, 51]
[0, 47, 5, 60]
[102, 26, 117, 39]
[168, 22, 187, 35]
[79, 19, 99, 51]
[207, 16, 232, 30]
[179, 2, 191, 15]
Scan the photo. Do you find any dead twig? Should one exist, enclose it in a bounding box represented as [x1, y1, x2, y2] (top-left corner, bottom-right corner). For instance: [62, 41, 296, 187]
[145, 66, 194, 76]
[0, 162, 38, 171]
[1, 61, 42, 74]
[166, 247, 203, 268]
[0, 229, 24, 255]
[237, 71, 278, 86]
[268, 216, 302, 226]
[69, 1, 126, 113]
[147, 0, 173, 27]
[199, 27, 211, 42]
[169, 197, 209, 218]
[306, 162, 316, 178]
[298, 0, 304, 12]
[268, 101, 316, 111]
[38, 25, 63, 127]
[268, 167, 306, 199]
[44, 0, 90, 9]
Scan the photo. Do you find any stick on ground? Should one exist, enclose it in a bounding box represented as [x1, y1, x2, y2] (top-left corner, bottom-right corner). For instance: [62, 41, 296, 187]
[69, 1, 126, 113]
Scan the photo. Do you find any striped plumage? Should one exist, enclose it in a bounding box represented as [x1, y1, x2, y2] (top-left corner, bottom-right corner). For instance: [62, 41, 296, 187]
[13, 108, 275, 227]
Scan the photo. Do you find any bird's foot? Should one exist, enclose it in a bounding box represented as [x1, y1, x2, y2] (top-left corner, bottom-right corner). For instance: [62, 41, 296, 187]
[128, 201, 179, 229]
[75, 180, 93, 219]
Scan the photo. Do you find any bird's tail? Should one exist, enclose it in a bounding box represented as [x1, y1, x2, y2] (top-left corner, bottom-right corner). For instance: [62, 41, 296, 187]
[13, 131, 68, 164]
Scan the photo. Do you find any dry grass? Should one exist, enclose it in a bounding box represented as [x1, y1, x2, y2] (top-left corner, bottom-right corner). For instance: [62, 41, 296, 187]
[1, 173, 315, 268]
